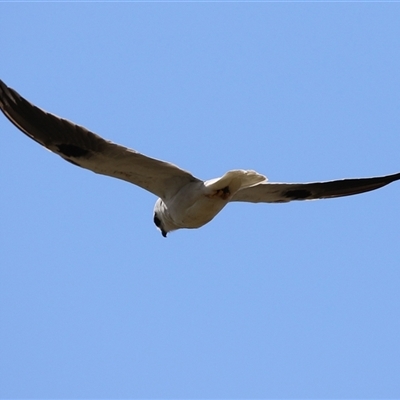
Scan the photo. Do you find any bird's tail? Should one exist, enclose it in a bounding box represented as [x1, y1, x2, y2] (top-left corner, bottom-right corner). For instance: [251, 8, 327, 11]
[205, 169, 267, 195]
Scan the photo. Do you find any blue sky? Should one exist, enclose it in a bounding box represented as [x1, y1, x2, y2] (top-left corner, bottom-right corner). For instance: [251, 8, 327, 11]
[1, 3, 400, 398]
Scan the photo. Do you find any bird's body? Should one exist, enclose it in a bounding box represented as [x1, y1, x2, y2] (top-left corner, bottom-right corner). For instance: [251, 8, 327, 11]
[1, 79, 399, 237]
[154, 170, 266, 235]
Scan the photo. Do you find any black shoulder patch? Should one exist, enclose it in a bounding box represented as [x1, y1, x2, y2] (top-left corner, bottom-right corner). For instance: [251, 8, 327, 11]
[284, 189, 312, 200]
[57, 144, 89, 158]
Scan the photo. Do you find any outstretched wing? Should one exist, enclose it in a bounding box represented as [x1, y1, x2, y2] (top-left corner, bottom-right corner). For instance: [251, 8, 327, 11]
[230, 173, 400, 203]
[0, 80, 200, 200]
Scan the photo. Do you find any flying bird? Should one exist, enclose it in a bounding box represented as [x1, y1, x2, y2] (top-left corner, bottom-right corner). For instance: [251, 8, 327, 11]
[1, 80, 399, 237]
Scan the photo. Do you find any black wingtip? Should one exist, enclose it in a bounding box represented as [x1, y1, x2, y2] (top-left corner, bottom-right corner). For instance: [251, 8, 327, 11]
[0, 79, 12, 107]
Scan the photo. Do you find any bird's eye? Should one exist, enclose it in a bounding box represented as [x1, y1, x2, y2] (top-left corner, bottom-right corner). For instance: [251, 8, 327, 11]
[153, 214, 161, 227]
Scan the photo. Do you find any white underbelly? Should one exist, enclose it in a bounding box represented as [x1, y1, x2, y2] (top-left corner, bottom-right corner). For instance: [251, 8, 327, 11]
[170, 195, 228, 229]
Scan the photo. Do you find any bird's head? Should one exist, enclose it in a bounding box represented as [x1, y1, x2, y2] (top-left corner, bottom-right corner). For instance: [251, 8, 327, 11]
[153, 198, 173, 238]
[153, 212, 167, 238]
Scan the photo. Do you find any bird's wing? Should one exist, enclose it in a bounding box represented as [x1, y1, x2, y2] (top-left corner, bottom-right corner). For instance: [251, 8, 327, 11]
[0, 80, 200, 200]
[230, 173, 400, 203]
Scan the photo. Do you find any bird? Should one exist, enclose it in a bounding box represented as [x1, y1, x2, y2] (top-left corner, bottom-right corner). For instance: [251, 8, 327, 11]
[1, 79, 399, 238]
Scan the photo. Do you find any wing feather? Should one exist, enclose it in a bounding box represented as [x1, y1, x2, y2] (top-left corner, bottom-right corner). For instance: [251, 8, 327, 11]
[0, 80, 199, 200]
[231, 173, 400, 203]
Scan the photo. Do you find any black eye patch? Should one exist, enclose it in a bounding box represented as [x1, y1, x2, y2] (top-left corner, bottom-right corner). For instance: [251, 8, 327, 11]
[153, 214, 162, 227]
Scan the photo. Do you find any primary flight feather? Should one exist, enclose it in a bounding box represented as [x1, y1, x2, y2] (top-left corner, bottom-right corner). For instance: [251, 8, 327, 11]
[1, 80, 399, 237]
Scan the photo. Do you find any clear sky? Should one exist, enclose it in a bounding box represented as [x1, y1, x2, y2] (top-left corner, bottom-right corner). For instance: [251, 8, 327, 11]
[1, 3, 400, 398]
